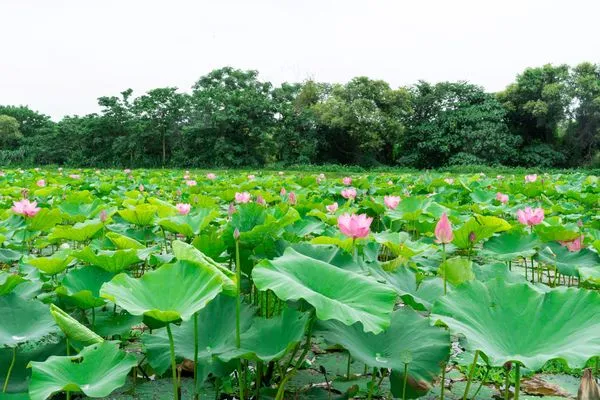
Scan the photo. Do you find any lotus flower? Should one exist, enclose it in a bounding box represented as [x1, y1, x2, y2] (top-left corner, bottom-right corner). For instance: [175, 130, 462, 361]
[185, 180, 197, 187]
[235, 192, 251, 203]
[444, 178, 454, 185]
[341, 188, 357, 200]
[124, 169, 131, 174]
[183, 174, 190, 180]
[69, 174, 80, 179]
[36, 179, 46, 187]
[228, 203, 236, 216]
[525, 174, 537, 183]
[280, 187, 286, 196]
[387, 180, 393, 185]
[342, 177, 352, 186]
[326, 203, 338, 214]
[517, 207, 544, 226]
[338, 213, 373, 239]
[384, 195, 400, 210]
[559, 235, 584, 252]
[99, 210, 108, 222]
[206, 173, 216, 180]
[12, 199, 41, 217]
[175, 203, 191, 215]
[139, 184, 144, 192]
[434, 212, 454, 244]
[288, 191, 297, 205]
[247, 174, 255, 180]
[496, 192, 509, 204]
[256, 195, 266, 205]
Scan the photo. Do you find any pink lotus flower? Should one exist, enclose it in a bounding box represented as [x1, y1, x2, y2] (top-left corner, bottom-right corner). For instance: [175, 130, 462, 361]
[387, 180, 393, 186]
[288, 191, 297, 205]
[12, 199, 41, 217]
[34, 167, 40, 172]
[99, 210, 108, 222]
[280, 187, 286, 196]
[517, 207, 544, 226]
[444, 178, 454, 185]
[235, 192, 251, 203]
[228, 203, 236, 216]
[342, 177, 352, 186]
[36, 179, 46, 187]
[496, 192, 509, 204]
[69, 174, 80, 179]
[278, 171, 284, 176]
[175, 203, 191, 215]
[183, 174, 190, 180]
[0, 171, 5, 177]
[341, 188, 357, 200]
[185, 180, 197, 187]
[525, 174, 537, 183]
[338, 213, 373, 239]
[206, 173, 216, 180]
[139, 184, 144, 192]
[434, 213, 454, 244]
[256, 195, 266, 205]
[326, 203, 338, 214]
[559, 235, 584, 252]
[497, 175, 504, 180]
[124, 169, 131, 174]
[247, 174, 255, 180]
[384, 195, 400, 210]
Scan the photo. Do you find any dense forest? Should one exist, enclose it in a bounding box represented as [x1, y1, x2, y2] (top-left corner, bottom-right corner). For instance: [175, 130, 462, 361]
[1, 63, 599, 168]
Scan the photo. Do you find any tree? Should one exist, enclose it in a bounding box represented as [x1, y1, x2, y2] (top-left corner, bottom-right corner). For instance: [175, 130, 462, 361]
[0, 115, 23, 147]
[400, 81, 521, 168]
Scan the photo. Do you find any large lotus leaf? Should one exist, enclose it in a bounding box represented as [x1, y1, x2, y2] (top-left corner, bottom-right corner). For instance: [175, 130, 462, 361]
[171, 240, 236, 295]
[373, 231, 430, 259]
[387, 197, 433, 222]
[49, 304, 103, 345]
[439, 256, 475, 286]
[0, 248, 24, 263]
[0, 294, 57, 347]
[319, 307, 450, 398]
[535, 220, 581, 242]
[105, 232, 145, 250]
[73, 246, 140, 273]
[100, 260, 223, 328]
[93, 310, 143, 338]
[252, 247, 397, 334]
[48, 219, 104, 242]
[25, 208, 63, 232]
[28, 342, 137, 400]
[56, 266, 114, 309]
[536, 242, 600, 277]
[142, 294, 253, 375]
[220, 308, 309, 363]
[25, 250, 74, 275]
[453, 215, 511, 249]
[292, 242, 361, 273]
[373, 266, 443, 311]
[0, 272, 26, 296]
[118, 204, 157, 226]
[482, 231, 540, 261]
[432, 278, 600, 370]
[58, 198, 103, 221]
[158, 208, 219, 238]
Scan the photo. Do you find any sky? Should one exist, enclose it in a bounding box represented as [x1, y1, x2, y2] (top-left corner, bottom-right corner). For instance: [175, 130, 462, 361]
[1, 0, 599, 120]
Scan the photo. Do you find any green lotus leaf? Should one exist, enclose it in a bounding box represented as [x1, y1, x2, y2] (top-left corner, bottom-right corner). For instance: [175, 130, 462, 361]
[432, 278, 600, 370]
[482, 231, 540, 261]
[142, 294, 253, 375]
[453, 215, 511, 249]
[58, 198, 103, 221]
[73, 246, 141, 273]
[100, 260, 223, 328]
[387, 197, 433, 222]
[158, 208, 219, 238]
[171, 240, 236, 295]
[28, 342, 137, 400]
[25, 250, 74, 275]
[374, 266, 443, 311]
[535, 242, 600, 277]
[319, 307, 450, 398]
[118, 204, 157, 226]
[105, 232, 145, 250]
[0, 248, 24, 263]
[56, 266, 114, 309]
[49, 304, 103, 345]
[93, 310, 143, 338]
[252, 246, 397, 334]
[439, 256, 475, 286]
[0, 272, 26, 296]
[220, 308, 309, 363]
[24, 209, 63, 232]
[535, 220, 581, 242]
[48, 219, 104, 242]
[0, 294, 57, 347]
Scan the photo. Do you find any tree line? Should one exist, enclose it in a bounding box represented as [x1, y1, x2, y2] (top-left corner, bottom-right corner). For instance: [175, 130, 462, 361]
[1, 63, 599, 168]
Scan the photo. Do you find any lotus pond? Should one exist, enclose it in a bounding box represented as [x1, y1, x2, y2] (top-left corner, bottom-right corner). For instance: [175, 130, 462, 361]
[0, 168, 599, 400]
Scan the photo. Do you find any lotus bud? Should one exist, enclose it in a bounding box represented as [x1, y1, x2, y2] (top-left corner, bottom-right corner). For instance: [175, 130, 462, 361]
[233, 228, 240, 241]
[228, 203, 236, 216]
[288, 191, 297, 205]
[280, 187, 286, 196]
[99, 210, 108, 222]
[468, 231, 476, 243]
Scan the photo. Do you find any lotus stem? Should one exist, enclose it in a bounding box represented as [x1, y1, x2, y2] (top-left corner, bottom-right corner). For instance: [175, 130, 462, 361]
[193, 312, 199, 400]
[402, 362, 409, 400]
[234, 238, 245, 400]
[440, 362, 446, 400]
[514, 363, 521, 400]
[2, 346, 16, 393]
[504, 366, 510, 400]
[472, 365, 490, 398]
[442, 243, 447, 295]
[462, 350, 479, 400]
[346, 352, 352, 380]
[166, 323, 179, 400]
[367, 367, 377, 400]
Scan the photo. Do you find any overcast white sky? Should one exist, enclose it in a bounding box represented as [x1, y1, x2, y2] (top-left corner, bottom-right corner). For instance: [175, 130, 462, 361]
[1, 0, 599, 120]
